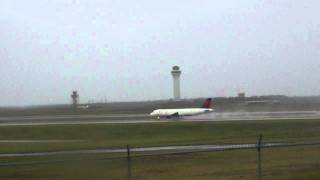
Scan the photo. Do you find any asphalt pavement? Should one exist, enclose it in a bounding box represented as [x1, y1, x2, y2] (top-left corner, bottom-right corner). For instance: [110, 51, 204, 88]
[0, 111, 320, 126]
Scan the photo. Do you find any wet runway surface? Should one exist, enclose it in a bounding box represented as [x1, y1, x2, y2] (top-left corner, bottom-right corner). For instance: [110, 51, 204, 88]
[186, 111, 320, 121]
[0, 114, 148, 121]
[0, 143, 278, 157]
[2, 142, 320, 158]
[0, 140, 84, 143]
[0, 111, 320, 126]
[0, 120, 165, 126]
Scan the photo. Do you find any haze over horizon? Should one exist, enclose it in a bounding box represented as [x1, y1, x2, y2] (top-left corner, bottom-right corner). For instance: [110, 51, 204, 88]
[1, 0, 320, 106]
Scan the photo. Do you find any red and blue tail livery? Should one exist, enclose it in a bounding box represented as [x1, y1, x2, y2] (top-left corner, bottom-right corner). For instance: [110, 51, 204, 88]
[202, 98, 212, 108]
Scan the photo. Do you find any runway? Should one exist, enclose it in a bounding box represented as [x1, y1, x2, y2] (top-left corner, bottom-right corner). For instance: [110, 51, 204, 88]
[0, 143, 278, 157]
[0, 140, 84, 143]
[187, 111, 320, 120]
[1, 141, 320, 158]
[0, 111, 320, 126]
[0, 114, 148, 121]
[0, 120, 166, 126]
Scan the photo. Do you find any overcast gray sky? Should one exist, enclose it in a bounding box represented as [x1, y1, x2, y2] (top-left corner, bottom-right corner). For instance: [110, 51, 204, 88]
[1, 0, 320, 106]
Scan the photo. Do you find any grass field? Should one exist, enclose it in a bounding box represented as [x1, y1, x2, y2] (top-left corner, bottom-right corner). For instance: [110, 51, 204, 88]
[1, 119, 320, 153]
[1, 146, 320, 180]
[0, 119, 320, 179]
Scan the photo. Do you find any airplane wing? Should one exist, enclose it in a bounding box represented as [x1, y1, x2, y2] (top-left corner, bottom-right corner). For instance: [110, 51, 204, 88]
[166, 112, 180, 119]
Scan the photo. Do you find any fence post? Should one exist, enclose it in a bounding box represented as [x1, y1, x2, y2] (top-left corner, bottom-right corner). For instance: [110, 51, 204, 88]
[127, 145, 132, 180]
[257, 135, 263, 180]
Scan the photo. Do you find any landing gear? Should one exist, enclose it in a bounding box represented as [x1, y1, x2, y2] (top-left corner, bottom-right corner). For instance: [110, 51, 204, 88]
[157, 116, 160, 120]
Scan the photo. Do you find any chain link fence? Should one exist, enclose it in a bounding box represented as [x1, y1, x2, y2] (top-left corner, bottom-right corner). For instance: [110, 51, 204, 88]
[1, 136, 320, 179]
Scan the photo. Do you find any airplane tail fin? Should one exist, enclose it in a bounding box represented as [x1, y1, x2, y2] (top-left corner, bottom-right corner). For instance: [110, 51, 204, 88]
[201, 98, 212, 108]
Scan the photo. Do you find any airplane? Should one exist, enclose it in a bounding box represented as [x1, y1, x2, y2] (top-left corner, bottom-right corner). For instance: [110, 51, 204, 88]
[77, 105, 89, 109]
[149, 98, 213, 119]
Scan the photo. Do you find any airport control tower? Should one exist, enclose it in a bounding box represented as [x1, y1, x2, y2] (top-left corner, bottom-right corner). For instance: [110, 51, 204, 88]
[71, 91, 79, 108]
[171, 66, 182, 100]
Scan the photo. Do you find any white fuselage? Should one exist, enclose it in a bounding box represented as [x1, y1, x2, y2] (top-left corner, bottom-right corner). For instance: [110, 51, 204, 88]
[150, 108, 213, 117]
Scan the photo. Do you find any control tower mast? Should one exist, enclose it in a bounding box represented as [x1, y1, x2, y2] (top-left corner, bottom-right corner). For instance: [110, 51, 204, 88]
[71, 91, 79, 108]
[171, 66, 182, 100]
